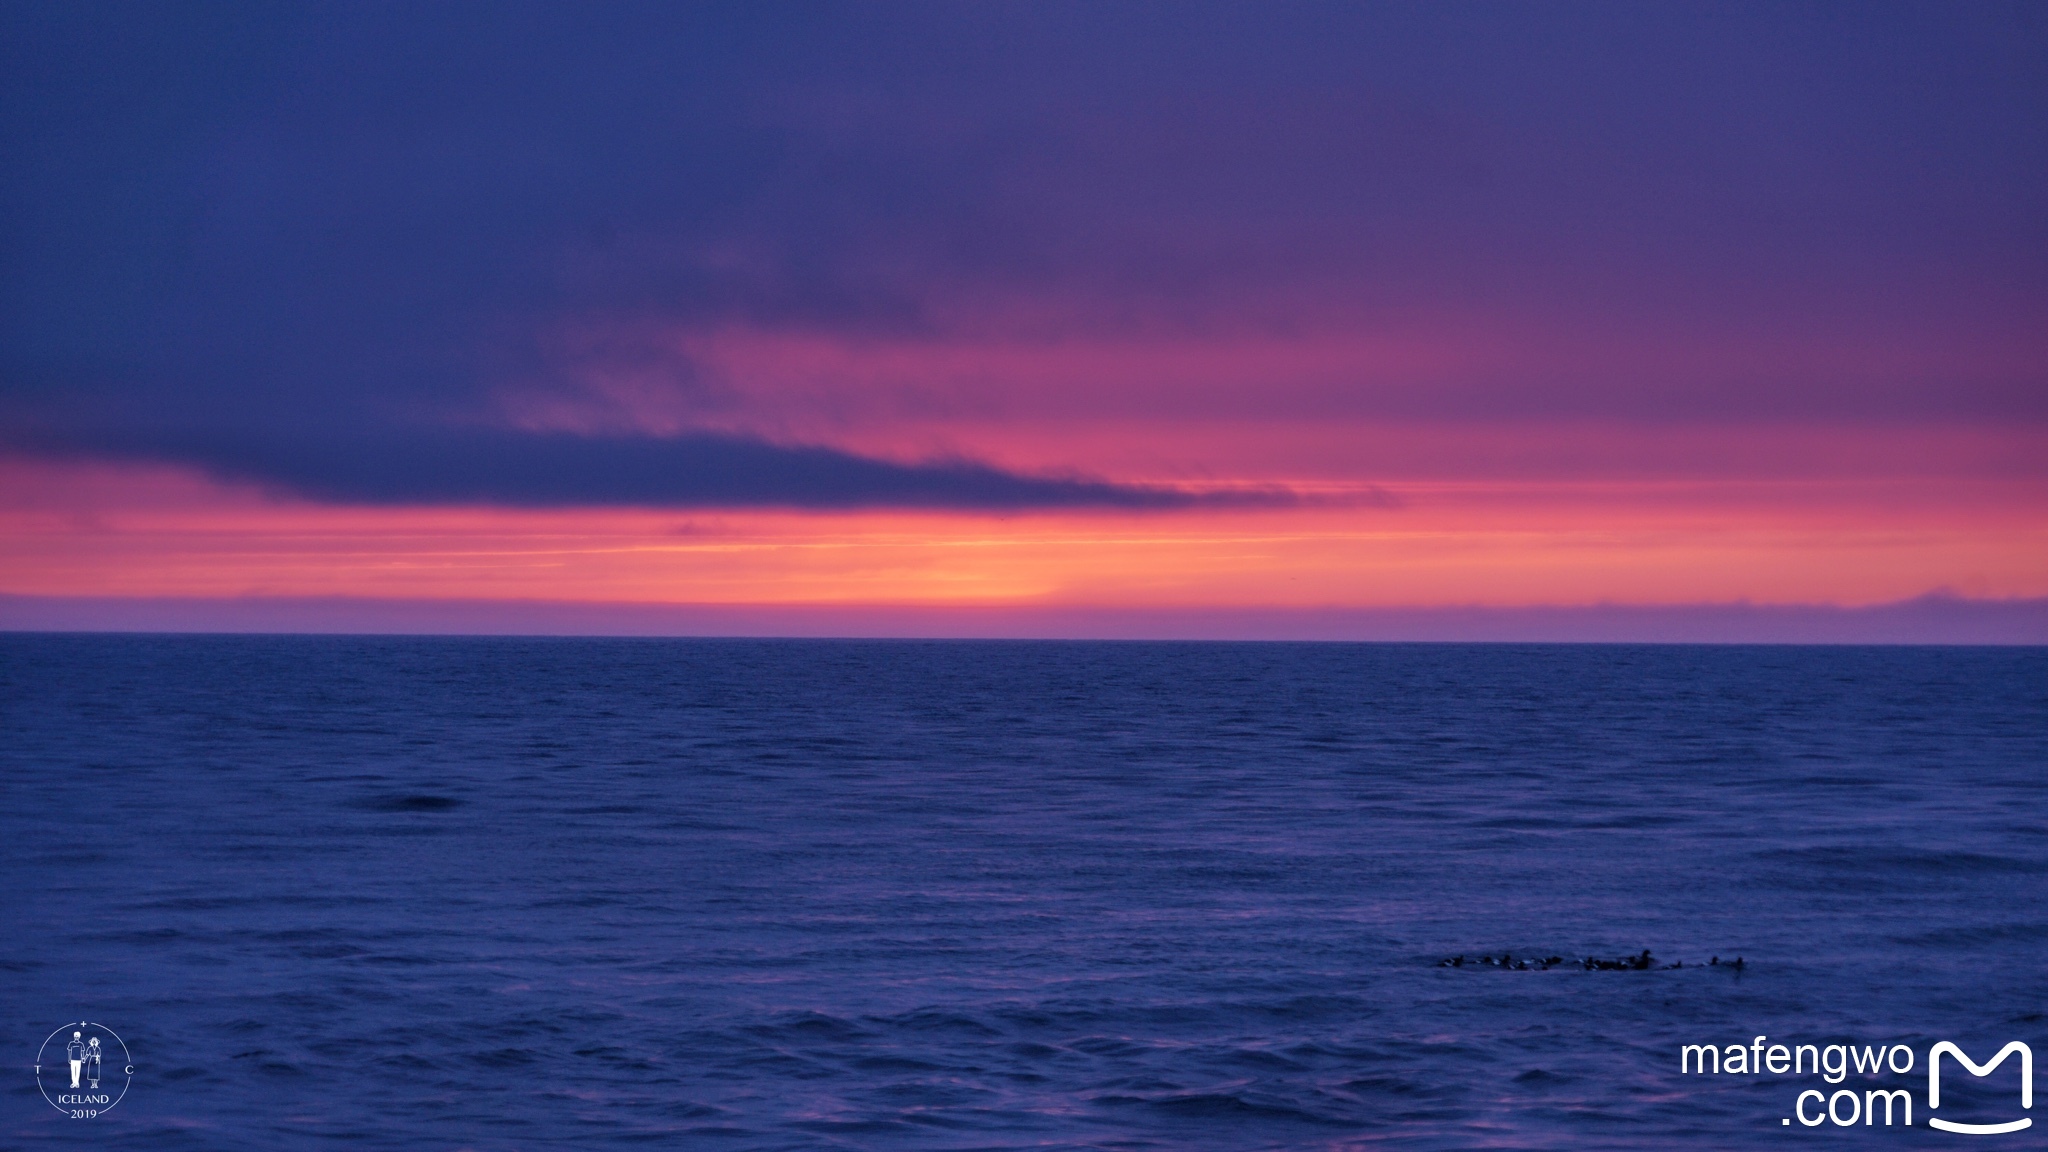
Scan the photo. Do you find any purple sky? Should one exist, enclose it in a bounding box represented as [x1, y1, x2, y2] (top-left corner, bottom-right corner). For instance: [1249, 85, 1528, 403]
[1, 2, 2043, 638]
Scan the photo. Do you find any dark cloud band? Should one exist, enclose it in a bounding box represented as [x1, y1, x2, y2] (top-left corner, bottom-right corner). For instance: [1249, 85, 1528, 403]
[25, 428, 1290, 511]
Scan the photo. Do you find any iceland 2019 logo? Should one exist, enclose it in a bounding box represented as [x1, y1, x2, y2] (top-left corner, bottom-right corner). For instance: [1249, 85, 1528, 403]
[35, 1022, 133, 1119]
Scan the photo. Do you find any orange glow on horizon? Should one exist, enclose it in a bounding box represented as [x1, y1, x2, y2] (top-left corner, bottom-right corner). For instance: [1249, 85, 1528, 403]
[5, 450, 2043, 612]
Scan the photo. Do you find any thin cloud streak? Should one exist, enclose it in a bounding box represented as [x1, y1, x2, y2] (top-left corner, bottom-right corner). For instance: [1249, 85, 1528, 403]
[10, 430, 1299, 511]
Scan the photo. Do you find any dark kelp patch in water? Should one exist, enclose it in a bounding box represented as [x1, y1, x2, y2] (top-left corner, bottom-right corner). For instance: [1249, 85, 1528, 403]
[1436, 950, 1746, 971]
[354, 794, 464, 813]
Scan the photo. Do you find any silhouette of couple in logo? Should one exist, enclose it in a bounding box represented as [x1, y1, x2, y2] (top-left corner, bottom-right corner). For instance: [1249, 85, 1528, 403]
[65, 1031, 102, 1089]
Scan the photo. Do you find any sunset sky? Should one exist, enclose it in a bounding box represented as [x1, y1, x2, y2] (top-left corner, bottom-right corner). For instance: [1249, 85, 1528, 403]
[3, 3, 2044, 639]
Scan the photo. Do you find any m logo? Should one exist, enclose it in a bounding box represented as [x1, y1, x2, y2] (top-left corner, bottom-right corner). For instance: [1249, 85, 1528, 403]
[1928, 1041, 2032, 1135]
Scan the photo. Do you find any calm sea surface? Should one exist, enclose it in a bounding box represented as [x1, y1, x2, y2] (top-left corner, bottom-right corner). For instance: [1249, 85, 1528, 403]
[3, 637, 2044, 1149]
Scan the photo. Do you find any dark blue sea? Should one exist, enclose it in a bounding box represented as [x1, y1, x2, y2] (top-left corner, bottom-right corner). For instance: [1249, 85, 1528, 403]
[4, 636, 2044, 1149]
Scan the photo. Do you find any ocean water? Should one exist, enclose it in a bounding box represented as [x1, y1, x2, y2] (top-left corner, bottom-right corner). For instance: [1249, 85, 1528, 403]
[3, 636, 2044, 1150]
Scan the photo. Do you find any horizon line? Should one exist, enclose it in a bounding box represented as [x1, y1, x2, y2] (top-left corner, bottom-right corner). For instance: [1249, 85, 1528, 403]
[3, 592, 2043, 646]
